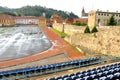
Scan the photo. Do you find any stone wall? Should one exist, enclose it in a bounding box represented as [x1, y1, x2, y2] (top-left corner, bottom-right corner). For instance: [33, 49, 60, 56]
[53, 24, 120, 57]
[53, 23, 85, 35]
[71, 26, 120, 57]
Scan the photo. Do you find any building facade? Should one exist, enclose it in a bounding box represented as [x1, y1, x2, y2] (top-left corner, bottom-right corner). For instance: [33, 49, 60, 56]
[80, 7, 88, 18]
[0, 14, 15, 26]
[38, 16, 46, 27]
[74, 18, 88, 24]
[88, 10, 120, 29]
[50, 13, 63, 23]
[0, 13, 47, 27]
[15, 16, 39, 25]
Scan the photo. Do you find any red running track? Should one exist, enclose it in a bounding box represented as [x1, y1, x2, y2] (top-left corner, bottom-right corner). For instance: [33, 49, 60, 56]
[0, 27, 82, 67]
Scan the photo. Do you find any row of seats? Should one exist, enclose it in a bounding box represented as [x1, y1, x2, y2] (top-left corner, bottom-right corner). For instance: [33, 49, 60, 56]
[0, 57, 101, 80]
[47, 62, 120, 80]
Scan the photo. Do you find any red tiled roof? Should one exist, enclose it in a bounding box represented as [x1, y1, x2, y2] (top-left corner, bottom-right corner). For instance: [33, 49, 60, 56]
[0, 14, 14, 19]
[51, 13, 61, 19]
[65, 17, 74, 23]
[39, 16, 46, 19]
[15, 16, 38, 19]
[74, 18, 88, 24]
[50, 13, 63, 23]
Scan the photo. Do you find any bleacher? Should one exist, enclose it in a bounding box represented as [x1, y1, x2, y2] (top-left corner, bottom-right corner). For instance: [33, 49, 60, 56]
[47, 62, 120, 80]
[0, 57, 101, 80]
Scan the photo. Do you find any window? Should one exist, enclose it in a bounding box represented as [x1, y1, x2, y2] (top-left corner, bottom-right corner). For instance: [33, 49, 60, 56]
[98, 13, 100, 15]
[89, 14, 91, 16]
[118, 19, 120, 22]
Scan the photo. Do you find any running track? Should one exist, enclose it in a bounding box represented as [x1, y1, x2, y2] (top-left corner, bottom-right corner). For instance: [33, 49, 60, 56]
[0, 27, 82, 67]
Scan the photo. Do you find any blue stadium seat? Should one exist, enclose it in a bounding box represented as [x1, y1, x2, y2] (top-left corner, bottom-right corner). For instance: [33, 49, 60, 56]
[64, 77, 72, 80]
[48, 77, 56, 80]
[113, 72, 120, 79]
[99, 76, 107, 80]
[62, 74, 69, 78]
[71, 76, 79, 80]
[69, 73, 76, 77]
[55, 76, 62, 80]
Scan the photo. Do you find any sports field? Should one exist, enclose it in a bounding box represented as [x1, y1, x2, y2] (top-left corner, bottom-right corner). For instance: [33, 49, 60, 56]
[0, 25, 52, 61]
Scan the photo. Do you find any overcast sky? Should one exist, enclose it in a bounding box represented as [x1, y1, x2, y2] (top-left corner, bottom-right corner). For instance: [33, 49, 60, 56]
[0, 0, 120, 16]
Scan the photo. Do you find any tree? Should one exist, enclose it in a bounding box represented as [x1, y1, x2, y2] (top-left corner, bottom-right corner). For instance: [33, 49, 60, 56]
[91, 26, 98, 33]
[84, 26, 90, 33]
[72, 21, 87, 26]
[107, 15, 117, 26]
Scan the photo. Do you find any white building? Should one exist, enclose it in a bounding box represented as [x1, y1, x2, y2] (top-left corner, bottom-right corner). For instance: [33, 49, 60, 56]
[15, 16, 39, 25]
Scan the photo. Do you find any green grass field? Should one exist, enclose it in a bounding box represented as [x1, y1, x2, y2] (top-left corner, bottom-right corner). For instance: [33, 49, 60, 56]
[50, 28, 68, 38]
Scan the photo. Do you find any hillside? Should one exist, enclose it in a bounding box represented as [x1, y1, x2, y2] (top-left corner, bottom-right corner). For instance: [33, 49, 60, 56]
[0, 6, 78, 19]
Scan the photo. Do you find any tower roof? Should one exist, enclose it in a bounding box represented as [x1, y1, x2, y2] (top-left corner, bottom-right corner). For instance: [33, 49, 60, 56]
[82, 7, 85, 13]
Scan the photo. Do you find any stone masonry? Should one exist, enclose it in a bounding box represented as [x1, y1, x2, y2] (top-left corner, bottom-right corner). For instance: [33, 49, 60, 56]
[53, 23, 120, 57]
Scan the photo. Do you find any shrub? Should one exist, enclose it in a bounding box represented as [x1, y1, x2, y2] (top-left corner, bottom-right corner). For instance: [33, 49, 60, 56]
[72, 22, 87, 26]
[107, 15, 117, 26]
[91, 26, 98, 33]
[84, 26, 90, 33]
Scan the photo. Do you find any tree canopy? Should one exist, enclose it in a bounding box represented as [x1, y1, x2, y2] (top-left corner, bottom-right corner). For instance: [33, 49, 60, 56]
[91, 26, 98, 33]
[0, 5, 78, 19]
[84, 26, 90, 33]
[107, 15, 117, 26]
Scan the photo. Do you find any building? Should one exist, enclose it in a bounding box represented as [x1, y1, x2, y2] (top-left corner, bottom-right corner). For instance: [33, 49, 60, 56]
[0, 13, 47, 27]
[74, 18, 88, 24]
[15, 16, 38, 25]
[38, 16, 46, 27]
[50, 13, 63, 23]
[64, 17, 74, 24]
[70, 7, 88, 25]
[0, 14, 15, 26]
[80, 7, 88, 18]
[88, 10, 120, 29]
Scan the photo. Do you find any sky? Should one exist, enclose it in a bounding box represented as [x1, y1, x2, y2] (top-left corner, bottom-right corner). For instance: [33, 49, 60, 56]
[0, 0, 120, 17]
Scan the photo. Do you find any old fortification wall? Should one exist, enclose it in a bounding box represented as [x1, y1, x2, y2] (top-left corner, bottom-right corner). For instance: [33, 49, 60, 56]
[53, 23, 120, 57]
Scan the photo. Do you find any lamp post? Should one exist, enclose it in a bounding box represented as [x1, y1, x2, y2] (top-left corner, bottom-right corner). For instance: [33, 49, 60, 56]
[62, 22, 66, 33]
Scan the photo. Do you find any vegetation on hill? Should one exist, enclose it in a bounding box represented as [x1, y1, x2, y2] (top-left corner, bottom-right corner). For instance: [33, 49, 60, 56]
[0, 12, 16, 16]
[0, 6, 78, 19]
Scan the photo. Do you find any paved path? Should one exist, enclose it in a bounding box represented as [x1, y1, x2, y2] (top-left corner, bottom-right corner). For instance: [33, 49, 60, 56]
[0, 27, 82, 68]
[43, 27, 83, 59]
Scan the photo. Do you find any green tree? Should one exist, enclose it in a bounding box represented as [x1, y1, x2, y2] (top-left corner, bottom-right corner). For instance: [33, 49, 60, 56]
[84, 26, 90, 33]
[72, 21, 87, 26]
[91, 26, 98, 33]
[107, 15, 117, 26]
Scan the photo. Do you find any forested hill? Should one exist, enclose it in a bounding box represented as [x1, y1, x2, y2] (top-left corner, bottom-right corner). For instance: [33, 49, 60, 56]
[0, 5, 78, 19]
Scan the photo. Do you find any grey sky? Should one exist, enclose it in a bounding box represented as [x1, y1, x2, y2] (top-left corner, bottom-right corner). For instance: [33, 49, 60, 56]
[0, 0, 119, 16]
